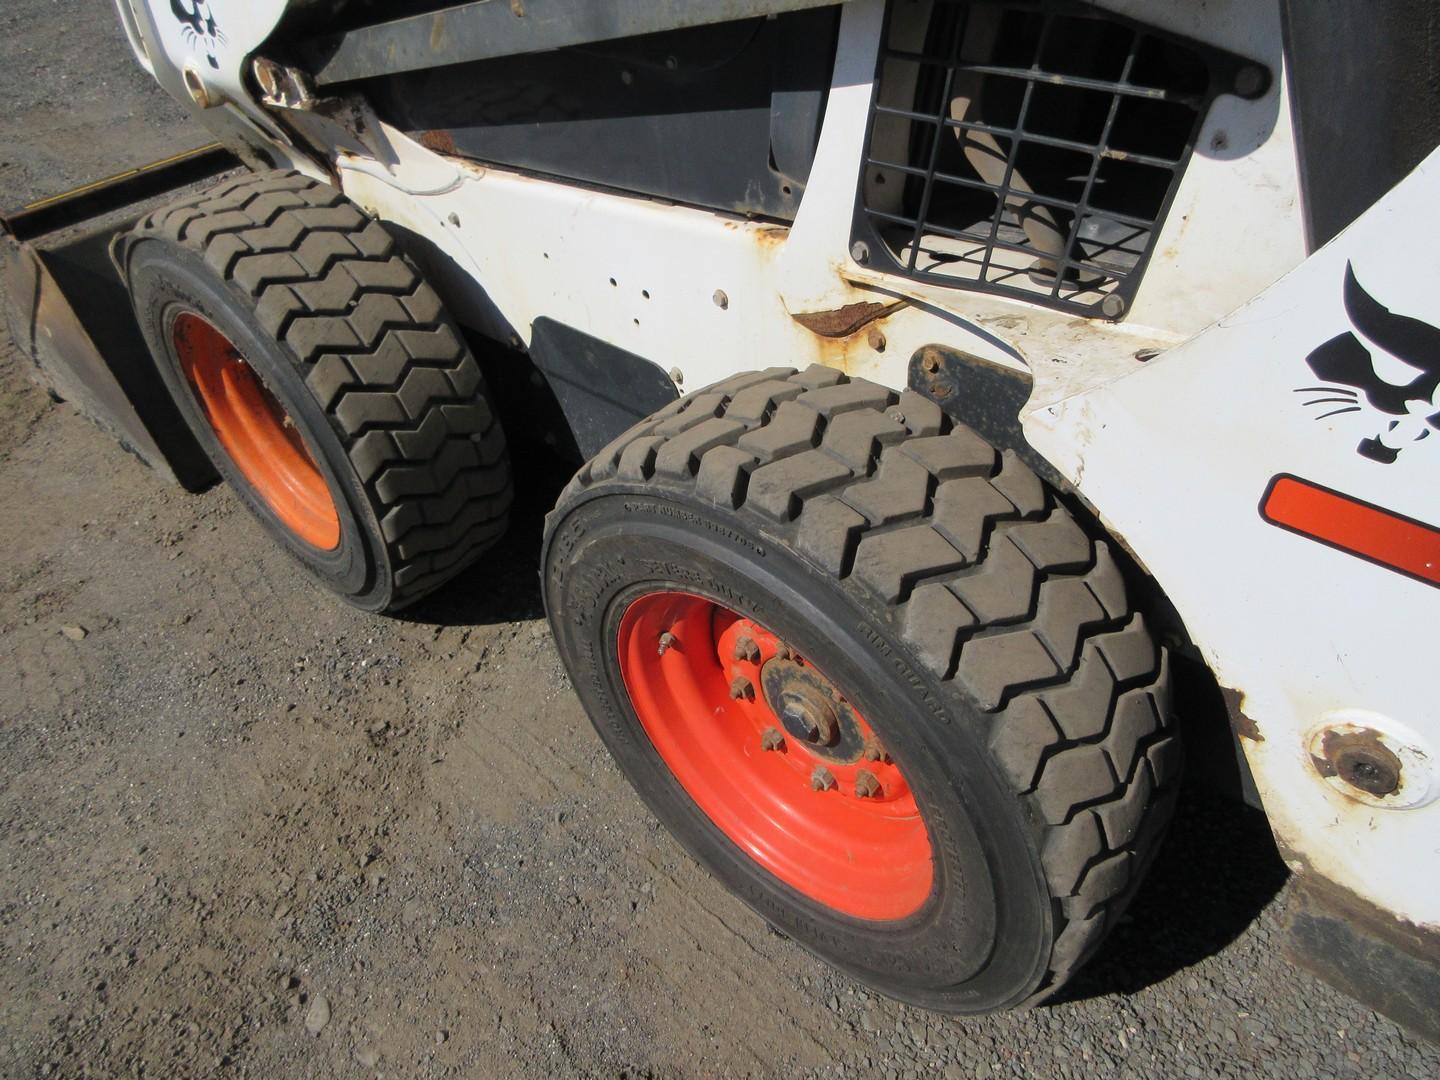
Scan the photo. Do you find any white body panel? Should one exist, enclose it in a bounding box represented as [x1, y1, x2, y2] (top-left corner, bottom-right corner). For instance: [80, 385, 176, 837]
[129, 0, 1438, 932]
[1031, 152, 1440, 926]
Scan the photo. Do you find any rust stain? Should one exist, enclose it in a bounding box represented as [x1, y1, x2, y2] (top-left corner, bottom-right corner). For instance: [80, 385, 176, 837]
[752, 225, 789, 250]
[791, 300, 906, 339]
[1232, 709, 1264, 743]
[1220, 685, 1263, 742]
[418, 129, 458, 155]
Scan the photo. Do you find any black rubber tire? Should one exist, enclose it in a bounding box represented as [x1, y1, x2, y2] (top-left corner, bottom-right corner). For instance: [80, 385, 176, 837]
[119, 169, 511, 611]
[542, 363, 1178, 1012]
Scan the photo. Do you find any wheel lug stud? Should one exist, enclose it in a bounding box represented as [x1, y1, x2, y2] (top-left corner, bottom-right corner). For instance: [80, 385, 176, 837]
[854, 769, 881, 799]
[760, 727, 785, 752]
[810, 766, 836, 792]
[657, 631, 677, 656]
[729, 676, 754, 701]
[732, 636, 761, 663]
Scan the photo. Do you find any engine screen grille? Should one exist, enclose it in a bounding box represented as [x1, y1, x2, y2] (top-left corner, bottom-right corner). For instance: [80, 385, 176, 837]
[854, 0, 1267, 319]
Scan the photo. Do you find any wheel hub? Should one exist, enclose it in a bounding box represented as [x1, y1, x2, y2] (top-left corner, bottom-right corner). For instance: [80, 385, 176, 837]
[615, 591, 934, 921]
[761, 658, 864, 762]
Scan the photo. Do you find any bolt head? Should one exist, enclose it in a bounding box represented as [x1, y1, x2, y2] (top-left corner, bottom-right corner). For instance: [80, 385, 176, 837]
[1336, 749, 1400, 797]
[1101, 293, 1126, 319]
[854, 769, 881, 798]
[810, 766, 836, 791]
[761, 727, 785, 752]
[850, 240, 871, 265]
[1233, 64, 1267, 98]
[712, 289, 729, 310]
[733, 636, 760, 663]
[867, 328, 886, 352]
[668, 367, 684, 385]
[781, 697, 820, 741]
[729, 676, 754, 701]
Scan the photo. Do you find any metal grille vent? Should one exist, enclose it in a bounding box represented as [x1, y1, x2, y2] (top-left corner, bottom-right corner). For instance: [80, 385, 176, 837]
[853, 0, 1268, 319]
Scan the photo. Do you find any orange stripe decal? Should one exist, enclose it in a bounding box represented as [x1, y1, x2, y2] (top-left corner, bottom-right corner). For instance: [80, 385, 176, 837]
[1261, 475, 1440, 588]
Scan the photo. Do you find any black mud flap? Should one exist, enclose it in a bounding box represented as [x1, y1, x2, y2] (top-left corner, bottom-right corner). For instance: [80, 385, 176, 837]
[527, 317, 679, 459]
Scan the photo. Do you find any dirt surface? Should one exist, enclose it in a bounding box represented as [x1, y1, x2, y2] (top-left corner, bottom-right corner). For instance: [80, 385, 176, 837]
[2, 7, 1439, 1080]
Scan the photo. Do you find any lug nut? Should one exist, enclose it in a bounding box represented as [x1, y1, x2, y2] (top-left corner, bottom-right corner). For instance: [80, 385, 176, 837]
[854, 769, 881, 798]
[657, 632, 677, 656]
[863, 738, 887, 763]
[729, 676, 754, 701]
[773, 642, 792, 661]
[761, 727, 785, 752]
[810, 766, 836, 792]
[732, 636, 760, 663]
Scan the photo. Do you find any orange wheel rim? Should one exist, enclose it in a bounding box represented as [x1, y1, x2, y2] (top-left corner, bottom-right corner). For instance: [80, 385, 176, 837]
[618, 592, 934, 921]
[173, 312, 341, 550]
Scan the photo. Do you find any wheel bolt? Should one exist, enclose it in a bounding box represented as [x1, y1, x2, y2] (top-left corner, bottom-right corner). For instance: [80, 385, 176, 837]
[774, 642, 792, 661]
[729, 676, 754, 701]
[657, 632, 677, 656]
[811, 766, 836, 792]
[761, 727, 785, 752]
[733, 636, 760, 663]
[863, 738, 887, 763]
[854, 769, 881, 799]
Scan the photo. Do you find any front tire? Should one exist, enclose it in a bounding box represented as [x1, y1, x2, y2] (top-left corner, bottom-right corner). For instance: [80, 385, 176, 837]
[542, 364, 1178, 1011]
[119, 170, 511, 611]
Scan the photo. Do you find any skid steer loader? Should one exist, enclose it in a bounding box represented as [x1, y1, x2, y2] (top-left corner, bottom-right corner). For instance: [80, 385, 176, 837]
[2, 0, 1436, 1036]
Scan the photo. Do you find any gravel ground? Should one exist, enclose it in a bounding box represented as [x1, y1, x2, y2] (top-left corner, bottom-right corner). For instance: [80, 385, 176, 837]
[1, 5, 1438, 1079]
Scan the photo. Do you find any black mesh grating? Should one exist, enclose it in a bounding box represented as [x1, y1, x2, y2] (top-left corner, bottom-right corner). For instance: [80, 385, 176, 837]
[853, 0, 1267, 319]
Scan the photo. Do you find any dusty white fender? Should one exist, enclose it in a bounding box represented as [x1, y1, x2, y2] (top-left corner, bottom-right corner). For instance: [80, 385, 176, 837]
[1029, 148, 1440, 929]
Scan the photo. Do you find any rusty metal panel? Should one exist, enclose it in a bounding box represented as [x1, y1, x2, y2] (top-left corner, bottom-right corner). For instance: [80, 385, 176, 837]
[0, 146, 238, 491]
[0, 232, 192, 485]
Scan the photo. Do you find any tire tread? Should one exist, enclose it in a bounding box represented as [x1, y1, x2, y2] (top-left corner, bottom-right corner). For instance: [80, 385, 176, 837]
[552, 362, 1176, 1000]
[130, 170, 510, 608]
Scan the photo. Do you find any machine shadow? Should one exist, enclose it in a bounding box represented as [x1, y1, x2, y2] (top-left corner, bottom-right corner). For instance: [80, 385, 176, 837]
[392, 435, 574, 629]
[1049, 780, 1289, 1005]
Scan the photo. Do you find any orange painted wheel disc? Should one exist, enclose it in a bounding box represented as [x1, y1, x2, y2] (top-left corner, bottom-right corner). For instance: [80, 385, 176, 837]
[618, 592, 934, 921]
[173, 312, 340, 550]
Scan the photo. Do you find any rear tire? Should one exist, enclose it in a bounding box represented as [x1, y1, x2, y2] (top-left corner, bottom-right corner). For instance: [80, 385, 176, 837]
[119, 170, 511, 611]
[542, 363, 1178, 1011]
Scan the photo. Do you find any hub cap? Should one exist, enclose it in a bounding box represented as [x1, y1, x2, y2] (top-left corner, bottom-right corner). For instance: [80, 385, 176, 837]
[617, 592, 933, 920]
[172, 312, 340, 550]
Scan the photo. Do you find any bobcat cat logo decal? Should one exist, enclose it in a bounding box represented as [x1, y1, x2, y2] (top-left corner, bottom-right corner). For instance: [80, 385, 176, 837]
[170, 0, 225, 69]
[1296, 263, 1440, 464]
